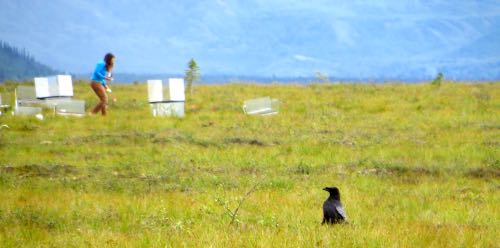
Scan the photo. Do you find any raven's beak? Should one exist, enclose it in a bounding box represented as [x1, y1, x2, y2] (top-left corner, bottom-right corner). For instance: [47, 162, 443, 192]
[322, 187, 328, 191]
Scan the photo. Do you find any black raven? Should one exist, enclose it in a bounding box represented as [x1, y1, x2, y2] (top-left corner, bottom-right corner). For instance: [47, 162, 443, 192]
[322, 187, 347, 225]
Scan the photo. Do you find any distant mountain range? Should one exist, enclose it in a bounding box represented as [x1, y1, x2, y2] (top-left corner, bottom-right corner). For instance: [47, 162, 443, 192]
[0, 39, 496, 84]
[1, 1, 499, 81]
[0, 41, 57, 82]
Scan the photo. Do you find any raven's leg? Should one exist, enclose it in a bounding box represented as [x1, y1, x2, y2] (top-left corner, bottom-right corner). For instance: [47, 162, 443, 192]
[321, 218, 326, 225]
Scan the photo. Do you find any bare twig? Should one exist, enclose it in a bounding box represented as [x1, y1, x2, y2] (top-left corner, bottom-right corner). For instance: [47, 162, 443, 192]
[229, 181, 261, 225]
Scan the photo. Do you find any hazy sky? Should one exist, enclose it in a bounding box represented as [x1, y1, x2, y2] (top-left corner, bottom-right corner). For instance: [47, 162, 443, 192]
[1, 0, 499, 79]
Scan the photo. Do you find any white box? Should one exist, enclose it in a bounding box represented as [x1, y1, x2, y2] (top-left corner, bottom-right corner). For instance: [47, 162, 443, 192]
[14, 106, 42, 116]
[147, 78, 185, 102]
[147, 80, 164, 102]
[34, 77, 50, 98]
[168, 78, 185, 101]
[54, 75, 73, 97]
[35, 75, 73, 98]
[150, 102, 184, 117]
[55, 100, 85, 116]
[243, 97, 279, 115]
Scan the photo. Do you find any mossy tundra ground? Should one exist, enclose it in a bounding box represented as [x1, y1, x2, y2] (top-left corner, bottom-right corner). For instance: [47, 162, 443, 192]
[0, 81, 498, 247]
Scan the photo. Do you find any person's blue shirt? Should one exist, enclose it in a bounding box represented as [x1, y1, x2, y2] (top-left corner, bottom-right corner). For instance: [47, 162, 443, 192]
[91, 60, 108, 86]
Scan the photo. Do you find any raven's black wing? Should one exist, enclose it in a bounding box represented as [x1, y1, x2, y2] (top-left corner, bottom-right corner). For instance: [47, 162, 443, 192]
[323, 200, 336, 218]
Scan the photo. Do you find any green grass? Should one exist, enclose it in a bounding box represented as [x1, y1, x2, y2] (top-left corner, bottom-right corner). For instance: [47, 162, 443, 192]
[0, 81, 499, 247]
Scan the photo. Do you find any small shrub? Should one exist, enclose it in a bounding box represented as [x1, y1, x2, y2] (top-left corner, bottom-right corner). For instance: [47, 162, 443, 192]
[431, 72, 443, 86]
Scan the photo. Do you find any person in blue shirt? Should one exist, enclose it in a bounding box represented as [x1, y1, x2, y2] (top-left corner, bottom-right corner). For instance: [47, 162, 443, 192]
[90, 53, 115, 116]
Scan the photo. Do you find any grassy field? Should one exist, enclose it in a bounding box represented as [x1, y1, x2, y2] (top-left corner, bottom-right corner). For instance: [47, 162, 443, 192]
[0, 81, 498, 247]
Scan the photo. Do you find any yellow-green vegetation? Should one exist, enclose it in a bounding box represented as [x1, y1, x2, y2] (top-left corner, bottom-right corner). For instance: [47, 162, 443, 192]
[0, 81, 498, 247]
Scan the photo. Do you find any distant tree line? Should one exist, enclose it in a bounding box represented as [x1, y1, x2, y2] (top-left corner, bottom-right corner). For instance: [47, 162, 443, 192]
[0, 40, 57, 82]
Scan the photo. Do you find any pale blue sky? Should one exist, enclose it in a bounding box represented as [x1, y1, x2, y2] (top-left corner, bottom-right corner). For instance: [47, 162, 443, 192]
[1, 0, 499, 80]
